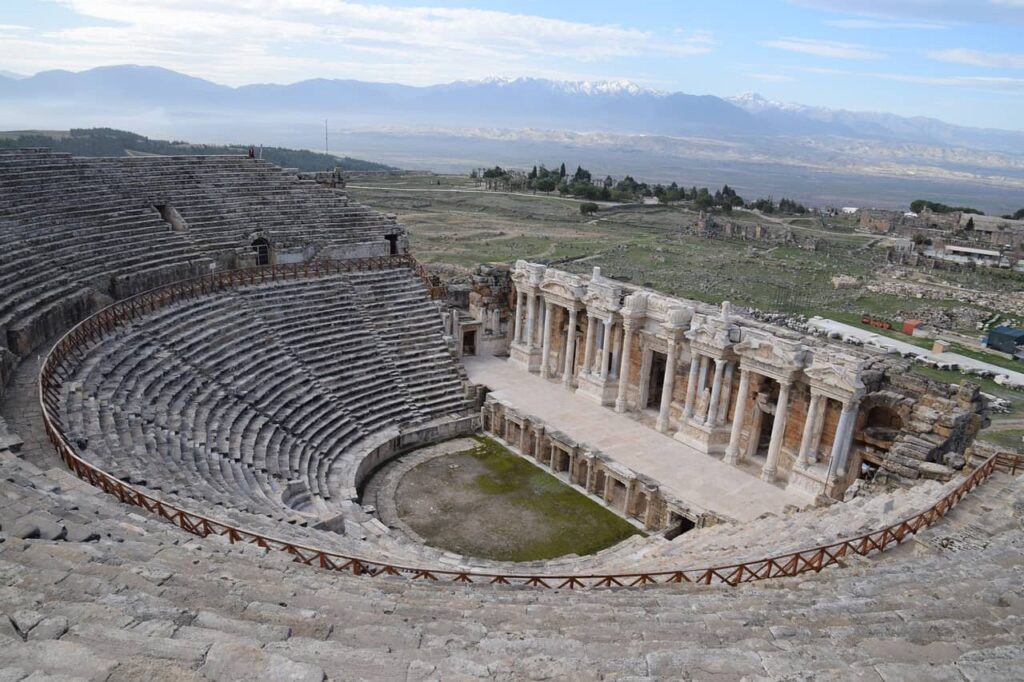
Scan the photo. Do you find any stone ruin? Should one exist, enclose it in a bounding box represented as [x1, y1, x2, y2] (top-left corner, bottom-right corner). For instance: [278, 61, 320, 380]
[492, 261, 988, 505]
[0, 149, 1021, 678]
[691, 211, 822, 249]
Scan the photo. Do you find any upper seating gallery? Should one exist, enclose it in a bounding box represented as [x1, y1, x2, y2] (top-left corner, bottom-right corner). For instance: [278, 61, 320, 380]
[0, 149, 404, 365]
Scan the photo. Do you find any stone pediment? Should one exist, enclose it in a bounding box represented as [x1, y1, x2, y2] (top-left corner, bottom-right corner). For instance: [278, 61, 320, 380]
[511, 260, 546, 287]
[621, 292, 648, 318]
[583, 279, 623, 312]
[685, 310, 735, 353]
[804, 352, 866, 398]
[539, 270, 586, 303]
[734, 330, 808, 376]
[686, 320, 729, 351]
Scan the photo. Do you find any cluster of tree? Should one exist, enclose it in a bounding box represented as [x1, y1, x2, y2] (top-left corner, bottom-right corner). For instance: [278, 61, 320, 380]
[1001, 208, 1024, 220]
[0, 128, 395, 172]
[910, 199, 984, 216]
[473, 163, 810, 215]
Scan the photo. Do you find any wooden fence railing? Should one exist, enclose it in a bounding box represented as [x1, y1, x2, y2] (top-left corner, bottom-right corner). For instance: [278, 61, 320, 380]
[37, 258, 1023, 589]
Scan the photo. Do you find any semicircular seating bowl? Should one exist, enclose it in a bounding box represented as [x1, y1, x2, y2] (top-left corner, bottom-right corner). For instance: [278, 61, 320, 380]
[5, 148, 1018, 591]
[56, 268, 475, 547]
[0, 149, 401, 376]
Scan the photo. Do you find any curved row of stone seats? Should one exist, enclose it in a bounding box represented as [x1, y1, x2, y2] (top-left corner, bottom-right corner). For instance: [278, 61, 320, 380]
[0, 151, 210, 356]
[1, 443, 1021, 680]
[0, 150, 402, 375]
[86, 156, 400, 251]
[584, 478, 962, 574]
[57, 269, 472, 541]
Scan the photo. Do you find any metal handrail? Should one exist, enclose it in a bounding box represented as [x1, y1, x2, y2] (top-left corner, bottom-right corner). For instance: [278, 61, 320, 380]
[36, 258, 1023, 589]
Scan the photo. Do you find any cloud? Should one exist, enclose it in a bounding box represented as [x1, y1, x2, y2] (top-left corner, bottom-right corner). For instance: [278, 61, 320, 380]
[0, 1, 713, 86]
[791, 65, 1024, 91]
[928, 48, 1024, 69]
[824, 19, 947, 30]
[761, 37, 887, 60]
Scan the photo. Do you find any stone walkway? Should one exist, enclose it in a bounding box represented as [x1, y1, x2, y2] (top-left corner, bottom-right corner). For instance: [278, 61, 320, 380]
[463, 355, 806, 523]
[1, 353, 58, 471]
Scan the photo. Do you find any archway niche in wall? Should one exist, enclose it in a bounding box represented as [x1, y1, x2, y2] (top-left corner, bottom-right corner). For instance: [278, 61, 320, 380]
[866, 405, 903, 431]
[252, 237, 271, 266]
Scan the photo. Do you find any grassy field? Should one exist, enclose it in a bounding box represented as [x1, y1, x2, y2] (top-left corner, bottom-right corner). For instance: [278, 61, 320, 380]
[395, 436, 641, 561]
[347, 172, 1020, 326]
[979, 429, 1024, 453]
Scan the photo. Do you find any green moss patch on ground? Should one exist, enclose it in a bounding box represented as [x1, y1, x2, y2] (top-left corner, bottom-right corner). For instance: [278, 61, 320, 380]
[394, 436, 642, 562]
[979, 429, 1024, 453]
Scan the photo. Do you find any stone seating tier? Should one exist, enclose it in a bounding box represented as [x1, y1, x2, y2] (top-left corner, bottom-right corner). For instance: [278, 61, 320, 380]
[0, 444, 1021, 680]
[58, 270, 472, 539]
[0, 151, 401, 363]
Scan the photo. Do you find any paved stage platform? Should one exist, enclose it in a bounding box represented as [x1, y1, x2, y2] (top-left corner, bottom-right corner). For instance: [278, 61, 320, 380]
[463, 355, 807, 523]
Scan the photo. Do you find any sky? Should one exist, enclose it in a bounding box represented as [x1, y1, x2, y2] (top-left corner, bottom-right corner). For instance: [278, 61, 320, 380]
[1, 0, 1023, 130]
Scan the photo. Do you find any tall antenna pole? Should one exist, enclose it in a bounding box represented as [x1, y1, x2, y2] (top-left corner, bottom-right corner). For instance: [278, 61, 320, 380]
[324, 119, 329, 157]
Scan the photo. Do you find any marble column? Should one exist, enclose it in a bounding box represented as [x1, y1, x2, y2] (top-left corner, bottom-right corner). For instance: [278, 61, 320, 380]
[525, 292, 537, 350]
[683, 353, 701, 419]
[656, 339, 678, 433]
[562, 306, 578, 387]
[582, 314, 596, 376]
[615, 321, 636, 413]
[540, 300, 554, 378]
[697, 355, 710, 394]
[761, 380, 792, 482]
[797, 391, 823, 467]
[600, 318, 613, 380]
[705, 358, 726, 426]
[718, 361, 735, 424]
[828, 400, 859, 482]
[610, 324, 622, 379]
[808, 394, 828, 463]
[723, 368, 752, 465]
[513, 290, 524, 343]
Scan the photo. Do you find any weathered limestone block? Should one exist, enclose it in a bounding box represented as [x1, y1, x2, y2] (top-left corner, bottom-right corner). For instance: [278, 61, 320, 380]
[7, 288, 96, 356]
[918, 461, 955, 481]
[912, 405, 941, 423]
[880, 459, 920, 479]
[907, 420, 934, 435]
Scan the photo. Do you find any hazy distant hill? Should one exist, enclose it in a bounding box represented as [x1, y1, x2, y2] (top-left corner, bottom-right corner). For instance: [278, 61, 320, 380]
[3, 65, 1023, 153]
[0, 128, 396, 172]
[725, 92, 1024, 153]
[2, 65, 1023, 212]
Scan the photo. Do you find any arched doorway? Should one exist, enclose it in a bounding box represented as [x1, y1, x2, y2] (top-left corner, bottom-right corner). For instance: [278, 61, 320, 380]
[252, 238, 271, 266]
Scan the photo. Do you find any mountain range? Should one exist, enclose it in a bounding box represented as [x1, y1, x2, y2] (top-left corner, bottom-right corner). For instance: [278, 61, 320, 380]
[2, 65, 1023, 152]
[2, 65, 1023, 212]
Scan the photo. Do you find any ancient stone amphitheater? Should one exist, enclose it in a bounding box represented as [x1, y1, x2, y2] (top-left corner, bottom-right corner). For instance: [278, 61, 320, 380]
[1, 149, 1022, 680]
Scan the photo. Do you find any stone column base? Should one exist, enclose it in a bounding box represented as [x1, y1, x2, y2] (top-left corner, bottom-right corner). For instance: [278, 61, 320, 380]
[673, 419, 731, 455]
[785, 462, 830, 501]
[509, 342, 542, 373]
[574, 371, 618, 406]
